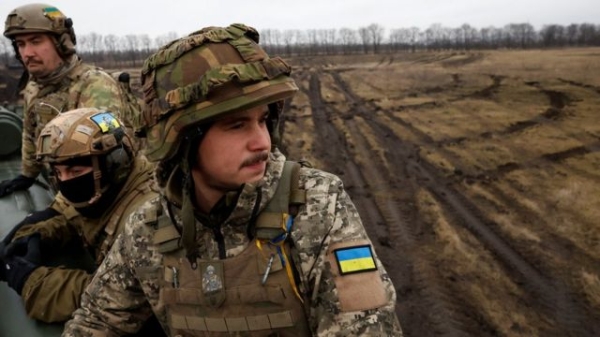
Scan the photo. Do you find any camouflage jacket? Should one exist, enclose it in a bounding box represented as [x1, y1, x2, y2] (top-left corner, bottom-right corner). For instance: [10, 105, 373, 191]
[20, 56, 137, 178]
[63, 151, 403, 336]
[13, 156, 157, 323]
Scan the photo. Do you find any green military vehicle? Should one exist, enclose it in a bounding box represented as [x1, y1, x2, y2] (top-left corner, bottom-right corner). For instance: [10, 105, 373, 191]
[0, 106, 62, 336]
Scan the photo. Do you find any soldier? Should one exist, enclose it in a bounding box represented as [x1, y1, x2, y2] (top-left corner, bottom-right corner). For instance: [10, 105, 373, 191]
[0, 108, 157, 324]
[63, 24, 403, 336]
[0, 3, 140, 197]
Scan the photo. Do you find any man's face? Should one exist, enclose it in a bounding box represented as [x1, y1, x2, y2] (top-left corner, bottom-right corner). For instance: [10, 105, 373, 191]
[193, 105, 272, 192]
[14, 33, 63, 78]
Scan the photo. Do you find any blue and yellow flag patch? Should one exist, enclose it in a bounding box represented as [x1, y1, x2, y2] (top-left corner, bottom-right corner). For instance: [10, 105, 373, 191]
[43, 7, 64, 19]
[91, 112, 120, 133]
[334, 245, 377, 275]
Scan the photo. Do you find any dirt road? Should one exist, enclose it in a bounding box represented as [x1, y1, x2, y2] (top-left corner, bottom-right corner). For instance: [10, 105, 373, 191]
[282, 50, 600, 336]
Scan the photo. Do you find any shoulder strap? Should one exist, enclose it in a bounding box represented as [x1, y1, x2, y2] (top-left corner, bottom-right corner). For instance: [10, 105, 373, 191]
[96, 183, 154, 263]
[148, 202, 182, 254]
[151, 161, 306, 251]
[255, 161, 305, 240]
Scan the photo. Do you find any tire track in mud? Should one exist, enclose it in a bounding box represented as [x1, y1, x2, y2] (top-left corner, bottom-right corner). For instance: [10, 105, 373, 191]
[465, 82, 600, 182]
[402, 79, 600, 183]
[324, 70, 491, 336]
[328, 70, 595, 336]
[557, 78, 600, 95]
[298, 70, 480, 336]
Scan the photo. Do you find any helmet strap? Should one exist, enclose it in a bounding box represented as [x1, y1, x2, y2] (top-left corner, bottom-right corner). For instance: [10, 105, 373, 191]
[180, 137, 199, 268]
[89, 156, 103, 204]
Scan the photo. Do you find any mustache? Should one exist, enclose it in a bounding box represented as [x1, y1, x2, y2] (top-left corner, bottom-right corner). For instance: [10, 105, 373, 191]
[240, 152, 269, 168]
[24, 58, 42, 66]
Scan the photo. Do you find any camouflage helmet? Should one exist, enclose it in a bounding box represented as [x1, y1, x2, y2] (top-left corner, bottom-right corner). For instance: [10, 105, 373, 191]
[36, 107, 133, 206]
[138, 23, 298, 163]
[4, 3, 76, 58]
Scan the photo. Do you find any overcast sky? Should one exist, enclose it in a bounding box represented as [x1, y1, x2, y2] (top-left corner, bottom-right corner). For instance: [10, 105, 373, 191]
[1, 0, 598, 38]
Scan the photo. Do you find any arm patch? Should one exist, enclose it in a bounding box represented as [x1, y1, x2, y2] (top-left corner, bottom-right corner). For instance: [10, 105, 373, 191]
[327, 240, 388, 312]
[333, 245, 377, 275]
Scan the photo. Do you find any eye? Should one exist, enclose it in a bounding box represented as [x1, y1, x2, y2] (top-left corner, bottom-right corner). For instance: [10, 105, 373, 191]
[229, 121, 244, 130]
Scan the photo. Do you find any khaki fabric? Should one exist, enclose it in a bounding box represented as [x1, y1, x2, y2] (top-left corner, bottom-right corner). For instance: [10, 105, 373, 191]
[21, 57, 139, 178]
[17, 156, 157, 323]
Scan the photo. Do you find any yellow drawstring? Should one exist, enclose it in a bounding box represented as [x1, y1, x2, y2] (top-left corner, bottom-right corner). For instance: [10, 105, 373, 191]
[255, 213, 304, 303]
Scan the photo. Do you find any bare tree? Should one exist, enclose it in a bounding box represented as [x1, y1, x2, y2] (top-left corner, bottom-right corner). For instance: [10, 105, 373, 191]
[139, 34, 152, 56]
[367, 23, 384, 53]
[578, 23, 597, 45]
[540, 24, 565, 47]
[339, 28, 357, 54]
[358, 27, 372, 53]
[103, 34, 119, 67]
[124, 34, 140, 67]
[566, 24, 579, 46]
[282, 29, 298, 56]
[307, 29, 319, 55]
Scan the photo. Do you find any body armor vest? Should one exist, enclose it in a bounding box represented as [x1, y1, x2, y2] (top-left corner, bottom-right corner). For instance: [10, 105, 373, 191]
[161, 238, 309, 336]
[152, 161, 310, 336]
[25, 63, 91, 139]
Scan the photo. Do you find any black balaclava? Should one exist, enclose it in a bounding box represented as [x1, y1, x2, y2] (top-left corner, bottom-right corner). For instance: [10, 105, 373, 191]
[55, 157, 94, 203]
[56, 155, 127, 219]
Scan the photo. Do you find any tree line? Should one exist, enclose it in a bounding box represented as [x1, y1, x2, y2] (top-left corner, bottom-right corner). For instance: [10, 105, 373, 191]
[1, 22, 599, 68]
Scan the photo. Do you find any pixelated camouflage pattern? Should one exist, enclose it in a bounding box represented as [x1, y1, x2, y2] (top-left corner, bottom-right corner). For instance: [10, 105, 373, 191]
[63, 151, 403, 336]
[20, 57, 138, 178]
[139, 23, 298, 162]
[13, 156, 157, 323]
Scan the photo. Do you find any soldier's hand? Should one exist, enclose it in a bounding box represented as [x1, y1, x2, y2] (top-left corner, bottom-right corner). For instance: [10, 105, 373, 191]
[4, 233, 42, 265]
[0, 175, 36, 197]
[2, 254, 39, 294]
[1, 233, 41, 294]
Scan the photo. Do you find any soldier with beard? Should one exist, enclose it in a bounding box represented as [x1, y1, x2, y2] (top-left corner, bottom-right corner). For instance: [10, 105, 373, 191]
[0, 3, 140, 197]
[0, 108, 157, 325]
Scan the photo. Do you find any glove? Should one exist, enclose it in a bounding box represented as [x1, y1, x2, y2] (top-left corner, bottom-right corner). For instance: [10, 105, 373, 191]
[0, 175, 36, 197]
[2, 254, 39, 294]
[4, 233, 42, 265]
[1, 233, 41, 294]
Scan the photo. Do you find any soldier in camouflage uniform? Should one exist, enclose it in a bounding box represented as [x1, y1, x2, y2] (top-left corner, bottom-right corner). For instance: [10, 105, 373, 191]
[0, 108, 157, 324]
[63, 24, 403, 336]
[0, 3, 140, 197]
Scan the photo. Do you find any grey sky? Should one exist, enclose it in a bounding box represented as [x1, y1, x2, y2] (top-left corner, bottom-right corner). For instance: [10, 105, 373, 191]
[1, 0, 598, 38]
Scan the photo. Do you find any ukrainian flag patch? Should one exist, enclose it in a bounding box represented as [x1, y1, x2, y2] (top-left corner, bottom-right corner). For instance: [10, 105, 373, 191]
[43, 7, 64, 19]
[91, 112, 120, 133]
[334, 245, 377, 275]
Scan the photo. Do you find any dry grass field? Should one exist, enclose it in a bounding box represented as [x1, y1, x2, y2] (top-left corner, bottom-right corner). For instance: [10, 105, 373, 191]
[282, 48, 600, 336]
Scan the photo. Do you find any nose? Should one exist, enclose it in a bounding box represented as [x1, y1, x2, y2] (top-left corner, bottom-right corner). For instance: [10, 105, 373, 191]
[19, 43, 35, 59]
[248, 123, 271, 151]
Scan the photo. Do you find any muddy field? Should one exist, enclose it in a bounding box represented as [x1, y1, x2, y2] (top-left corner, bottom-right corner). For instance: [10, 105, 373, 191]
[281, 48, 600, 337]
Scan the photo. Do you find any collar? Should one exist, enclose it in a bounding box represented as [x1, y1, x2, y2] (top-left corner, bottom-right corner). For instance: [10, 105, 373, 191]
[164, 150, 287, 226]
[32, 54, 80, 85]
